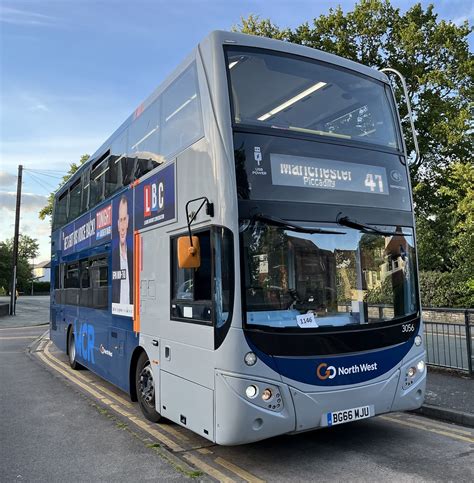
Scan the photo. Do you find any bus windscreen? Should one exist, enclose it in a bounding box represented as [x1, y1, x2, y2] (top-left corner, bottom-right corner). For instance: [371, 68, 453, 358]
[226, 48, 400, 150]
[241, 221, 419, 330]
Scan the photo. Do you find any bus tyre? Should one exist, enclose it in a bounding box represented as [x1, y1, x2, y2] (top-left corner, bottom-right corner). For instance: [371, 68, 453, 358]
[136, 352, 162, 423]
[67, 329, 83, 370]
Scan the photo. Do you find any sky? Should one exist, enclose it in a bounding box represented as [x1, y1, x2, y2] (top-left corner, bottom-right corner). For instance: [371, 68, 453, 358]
[0, 0, 472, 262]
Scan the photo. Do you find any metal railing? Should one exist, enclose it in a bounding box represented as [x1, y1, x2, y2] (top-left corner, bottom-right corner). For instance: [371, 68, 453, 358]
[423, 308, 473, 376]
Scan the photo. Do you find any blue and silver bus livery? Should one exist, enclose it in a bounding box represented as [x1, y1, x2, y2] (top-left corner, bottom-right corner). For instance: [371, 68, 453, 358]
[50, 31, 425, 445]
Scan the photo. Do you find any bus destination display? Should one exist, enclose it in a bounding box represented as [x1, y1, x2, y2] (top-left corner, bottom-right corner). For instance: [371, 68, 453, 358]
[271, 153, 389, 195]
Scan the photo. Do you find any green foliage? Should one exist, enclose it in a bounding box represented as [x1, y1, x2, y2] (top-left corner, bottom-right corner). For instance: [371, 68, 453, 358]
[39, 154, 90, 220]
[419, 271, 474, 308]
[366, 277, 393, 306]
[236, 1, 473, 308]
[0, 235, 40, 293]
[32, 281, 51, 294]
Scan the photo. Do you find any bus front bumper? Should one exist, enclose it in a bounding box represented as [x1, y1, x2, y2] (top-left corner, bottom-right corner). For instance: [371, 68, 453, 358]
[215, 354, 426, 445]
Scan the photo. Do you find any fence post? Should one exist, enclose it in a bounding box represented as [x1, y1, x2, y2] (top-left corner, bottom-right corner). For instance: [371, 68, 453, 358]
[465, 310, 473, 376]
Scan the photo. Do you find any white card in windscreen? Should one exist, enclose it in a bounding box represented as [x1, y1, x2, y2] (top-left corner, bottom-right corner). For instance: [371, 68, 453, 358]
[296, 313, 319, 328]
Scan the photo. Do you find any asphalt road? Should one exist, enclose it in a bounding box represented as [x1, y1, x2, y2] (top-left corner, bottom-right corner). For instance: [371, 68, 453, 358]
[0, 326, 189, 482]
[1, 325, 473, 482]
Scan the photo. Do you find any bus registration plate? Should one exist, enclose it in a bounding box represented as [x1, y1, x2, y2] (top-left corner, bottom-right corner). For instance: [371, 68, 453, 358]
[324, 405, 373, 427]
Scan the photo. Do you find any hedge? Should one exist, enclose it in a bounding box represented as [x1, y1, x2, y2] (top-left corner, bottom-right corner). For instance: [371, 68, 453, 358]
[419, 271, 473, 308]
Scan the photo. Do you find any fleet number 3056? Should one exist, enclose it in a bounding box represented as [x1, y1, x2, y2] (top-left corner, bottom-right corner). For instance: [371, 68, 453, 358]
[402, 323, 415, 332]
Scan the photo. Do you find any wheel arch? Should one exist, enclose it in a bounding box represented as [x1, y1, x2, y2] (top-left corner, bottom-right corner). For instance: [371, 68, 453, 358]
[129, 345, 147, 402]
[66, 323, 73, 356]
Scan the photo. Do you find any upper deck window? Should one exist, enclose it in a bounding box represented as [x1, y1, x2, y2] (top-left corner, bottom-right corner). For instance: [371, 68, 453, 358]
[162, 64, 203, 157]
[226, 48, 400, 150]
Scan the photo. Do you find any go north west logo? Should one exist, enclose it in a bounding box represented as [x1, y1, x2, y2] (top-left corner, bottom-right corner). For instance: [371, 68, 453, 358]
[316, 362, 378, 380]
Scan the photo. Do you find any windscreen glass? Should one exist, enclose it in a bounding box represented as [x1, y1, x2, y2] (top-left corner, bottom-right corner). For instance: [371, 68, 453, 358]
[241, 221, 418, 330]
[227, 48, 400, 150]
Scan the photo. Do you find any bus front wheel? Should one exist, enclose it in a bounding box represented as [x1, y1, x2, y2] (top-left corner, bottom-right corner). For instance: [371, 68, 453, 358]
[67, 328, 83, 370]
[135, 352, 162, 423]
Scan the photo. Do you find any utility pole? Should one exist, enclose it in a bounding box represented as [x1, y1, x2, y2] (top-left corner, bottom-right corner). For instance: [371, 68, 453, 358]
[9, 164, 23, 315]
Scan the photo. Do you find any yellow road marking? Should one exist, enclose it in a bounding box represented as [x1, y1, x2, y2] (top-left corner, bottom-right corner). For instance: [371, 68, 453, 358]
[0, 335, 41, 339]
[43, 344, 94, 383]
[154, 421, 192, 442]
[380, 416, 474, 443]
[37, 352, 112, 403]
[0, 325, 48, 331]
[44, 342, 133, 407]
[39, 346, 186, 452]
[35, 337, 252, 482]
[110, 404, 132, 418]
[197, 448, 213, 455]
[215, 457, 266, 483]
[128, 416, 184, 452]
[402, 414, 474, 436]
[43, 341, 194, 445]
[183, 454, 235, 483]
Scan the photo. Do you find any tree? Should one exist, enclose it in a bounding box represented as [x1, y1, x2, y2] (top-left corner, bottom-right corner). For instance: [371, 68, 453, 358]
[39, 154, 90, 220]
[0, 235, 40, 294]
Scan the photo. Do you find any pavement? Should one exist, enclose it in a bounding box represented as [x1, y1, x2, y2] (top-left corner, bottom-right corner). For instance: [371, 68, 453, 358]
[413, 368, 474, 427]
[2, 295, 473, 430]
[0, 295, 50, 327]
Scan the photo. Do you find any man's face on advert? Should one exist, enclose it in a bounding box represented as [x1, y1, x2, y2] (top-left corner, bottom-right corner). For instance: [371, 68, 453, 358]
[118, 199, 129, 247]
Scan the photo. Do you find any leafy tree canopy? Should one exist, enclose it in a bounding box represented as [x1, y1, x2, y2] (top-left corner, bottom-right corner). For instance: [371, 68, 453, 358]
[39, 154, 90, 221]
[0, 235, 40, 294]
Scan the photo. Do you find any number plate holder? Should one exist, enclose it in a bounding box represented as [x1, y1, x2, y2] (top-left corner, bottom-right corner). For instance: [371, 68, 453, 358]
[322, 405, 374, 427]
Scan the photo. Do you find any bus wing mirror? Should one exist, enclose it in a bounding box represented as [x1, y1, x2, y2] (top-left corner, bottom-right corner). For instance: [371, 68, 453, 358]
[178, 236, 201, 269]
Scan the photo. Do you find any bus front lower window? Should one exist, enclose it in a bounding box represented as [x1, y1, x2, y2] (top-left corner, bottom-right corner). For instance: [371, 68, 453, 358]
[241, 221, 418, 329]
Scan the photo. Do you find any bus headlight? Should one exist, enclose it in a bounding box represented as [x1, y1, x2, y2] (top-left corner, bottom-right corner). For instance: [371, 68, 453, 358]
[244, 352, 257, 366]
[245, 385, 258, 399]
[407, 366, 416, 378]
[261, 388, 273, 401]
[417, 360, 425, 373]
[414, 335, 422, 346]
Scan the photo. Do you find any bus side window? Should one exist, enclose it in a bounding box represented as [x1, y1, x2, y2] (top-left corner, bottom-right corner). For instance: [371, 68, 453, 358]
[68, 178, 82, 222]
[129, 98, 162, 180]
[105, 155, 122, 198]
[90, 257, 108, 309]
[82, 170, 90, 213]
[171, 230, 212, 323]
[161, 64, 203, 158]
[53, 191, 68, 231]
[213, 227, 234, 329]
[64, 262, 80, 306]
[79, 260, 91, 307]
[90, 160, 107, 208]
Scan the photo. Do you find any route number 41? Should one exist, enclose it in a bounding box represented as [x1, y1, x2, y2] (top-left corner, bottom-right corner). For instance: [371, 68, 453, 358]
[365, 173, 384, 193]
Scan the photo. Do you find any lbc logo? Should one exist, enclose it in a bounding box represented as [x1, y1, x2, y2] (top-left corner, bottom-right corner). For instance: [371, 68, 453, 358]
[144, 182, 164, 217]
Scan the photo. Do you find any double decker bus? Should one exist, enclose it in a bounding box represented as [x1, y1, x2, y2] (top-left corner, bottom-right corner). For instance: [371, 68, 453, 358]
[50, 31, 425, 445]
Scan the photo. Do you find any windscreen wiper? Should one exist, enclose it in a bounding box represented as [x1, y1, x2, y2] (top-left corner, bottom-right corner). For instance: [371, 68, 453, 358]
[336, 213, 402, 236]
[253, 213, 345, 235]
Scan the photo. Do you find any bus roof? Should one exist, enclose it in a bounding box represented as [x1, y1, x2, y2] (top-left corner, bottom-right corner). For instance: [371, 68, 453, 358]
[58, 30, 388, 197]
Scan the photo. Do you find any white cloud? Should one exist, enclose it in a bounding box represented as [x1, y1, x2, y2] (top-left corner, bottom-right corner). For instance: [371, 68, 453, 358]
[0, 5, 57, 27]
[30, 103, 49, 112]
[0, 171, 17, 187]
[0, 191, 47, 213]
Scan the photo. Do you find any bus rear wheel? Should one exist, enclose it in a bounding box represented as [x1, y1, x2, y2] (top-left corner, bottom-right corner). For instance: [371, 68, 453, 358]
[67, 328, 83, 370]
[136, 352, 162, 423]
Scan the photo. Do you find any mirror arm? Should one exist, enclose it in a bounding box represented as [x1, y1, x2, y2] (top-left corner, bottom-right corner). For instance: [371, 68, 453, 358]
[185, 197, 214, 247]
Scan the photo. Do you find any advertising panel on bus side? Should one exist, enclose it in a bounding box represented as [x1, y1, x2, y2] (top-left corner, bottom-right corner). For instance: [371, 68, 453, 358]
[111, 190, 134, 318]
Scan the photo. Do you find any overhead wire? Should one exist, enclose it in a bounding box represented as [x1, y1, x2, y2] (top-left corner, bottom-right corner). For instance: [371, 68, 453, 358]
[24, 169, 64, 180]
[25, 171, 57, 193]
